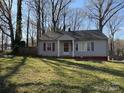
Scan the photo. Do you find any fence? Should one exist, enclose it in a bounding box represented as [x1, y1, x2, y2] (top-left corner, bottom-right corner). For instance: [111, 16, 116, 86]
[18, 47, 37, 56]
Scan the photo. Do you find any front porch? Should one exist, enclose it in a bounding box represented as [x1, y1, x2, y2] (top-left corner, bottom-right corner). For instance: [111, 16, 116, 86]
[57, 40, 75, 57]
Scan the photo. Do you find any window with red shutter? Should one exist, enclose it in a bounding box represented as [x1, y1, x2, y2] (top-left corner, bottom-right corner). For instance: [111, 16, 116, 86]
[76, 43, 78, 51]
[91, 42, 94, 51]
[52, 43, 55, 52]
[43, 43, 46, 51]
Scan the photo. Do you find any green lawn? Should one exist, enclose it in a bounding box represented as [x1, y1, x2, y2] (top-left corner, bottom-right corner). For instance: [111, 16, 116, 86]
[0, 57, 124, 93]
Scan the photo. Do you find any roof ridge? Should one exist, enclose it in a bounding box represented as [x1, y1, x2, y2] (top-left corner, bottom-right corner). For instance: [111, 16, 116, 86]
[68, 30, 99, 32]
[40, 30, 108, 41]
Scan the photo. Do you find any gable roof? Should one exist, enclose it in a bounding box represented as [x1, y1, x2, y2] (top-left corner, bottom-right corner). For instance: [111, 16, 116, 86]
[39, 30, 108, 40]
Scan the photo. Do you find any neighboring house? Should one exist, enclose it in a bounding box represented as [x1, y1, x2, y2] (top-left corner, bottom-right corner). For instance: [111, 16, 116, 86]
[38, 30, 108, 60]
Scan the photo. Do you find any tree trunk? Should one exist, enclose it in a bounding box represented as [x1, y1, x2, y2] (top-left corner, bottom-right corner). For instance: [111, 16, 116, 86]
[31, 37, 34, 47]
[63, 13, 66, 31]
[5, 35, 8, 50]
[37, 0, 41, 46]
[110, 35, 115, 57]
[8, 9, 15, 50]
[15, 0, 22, 46]
[53, 22, 56, 32]
[2, 31, 4, 51]
[26, 8, 30, 48]
[9, 21, 15, 50]
[41, 1, 45, 34]
[14, 0, 23, 53]
[99, 19, 103, 33]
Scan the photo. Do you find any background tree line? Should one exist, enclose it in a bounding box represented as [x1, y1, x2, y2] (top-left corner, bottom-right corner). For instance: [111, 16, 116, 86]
[0, 0, 124, 57]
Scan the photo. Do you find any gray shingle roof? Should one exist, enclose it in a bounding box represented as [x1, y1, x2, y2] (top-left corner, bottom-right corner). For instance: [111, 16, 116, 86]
[39, 30, 108, 40]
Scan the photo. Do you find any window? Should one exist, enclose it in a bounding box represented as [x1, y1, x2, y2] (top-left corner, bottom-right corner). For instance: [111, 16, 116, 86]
[91, 42, 94, 51]
[81, 42, 87, 51]
[43, 43, 46, 51]
[77, 41, 94, 52]
[76, 43, 78, 51]
[47, 43, 52, 51]
[52, 43, 55, 52]
[43, 42, 55, 52]
[78, 42, 87, 52]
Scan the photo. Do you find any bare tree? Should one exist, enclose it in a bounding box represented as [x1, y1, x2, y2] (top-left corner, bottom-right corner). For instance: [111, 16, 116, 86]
[107, 14, 123, 56]
[114, 39, 124, 57]
[29, 19, 37, 47]
[57, 7, 69, 31]
[50, 0, 72, 32]
[62, 8, 67, 31]
[87, 0, 124, 32]
[66, 8, 85, 31]
[0, 29, 9, 51]
[40, 0, 46, 34]
[0, 0, 14, 49]
[26, 1, 31, 47]
[32, 0, 47, 45]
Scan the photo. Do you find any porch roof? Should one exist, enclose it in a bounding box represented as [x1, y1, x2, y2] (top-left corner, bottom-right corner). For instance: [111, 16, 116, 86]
[39, 30, 108, 41]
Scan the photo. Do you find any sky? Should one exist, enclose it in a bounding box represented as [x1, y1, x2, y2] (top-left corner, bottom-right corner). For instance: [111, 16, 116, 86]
[71, 0, 124, 39]
[12, 0, 124, 40]
[71, 0, 85, 8]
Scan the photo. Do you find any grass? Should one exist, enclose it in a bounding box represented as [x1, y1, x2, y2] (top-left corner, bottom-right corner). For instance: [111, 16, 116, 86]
[0, 57, 124, 93]
[0, 50, 12, 55]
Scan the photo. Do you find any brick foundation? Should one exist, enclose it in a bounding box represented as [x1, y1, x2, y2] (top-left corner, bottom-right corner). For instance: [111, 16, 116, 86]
[75, 56, 108, 61]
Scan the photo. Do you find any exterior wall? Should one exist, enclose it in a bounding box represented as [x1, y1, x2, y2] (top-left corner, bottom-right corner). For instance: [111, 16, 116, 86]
[38, 40, 108, 57]
[38, 40, 58, 56]
[74, 40, 108, 57]
[38, 40, 73, 57]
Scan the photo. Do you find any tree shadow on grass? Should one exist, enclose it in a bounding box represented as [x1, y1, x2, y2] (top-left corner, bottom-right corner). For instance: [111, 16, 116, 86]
[74, 58, 103, 63]
[47, 58, 124, 77]
[3, 75, 123, 93]
[0, 57, 123, 93]
[109, 61, 124, 64]
[40, 58, 124, 93]
[0, 57, 27, 93]
[40, 58, 67, 78]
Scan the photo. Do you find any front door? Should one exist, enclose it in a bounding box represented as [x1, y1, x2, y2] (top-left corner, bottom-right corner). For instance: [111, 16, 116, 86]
[64, 43, 69, 52]
[63, 42, 71, 55]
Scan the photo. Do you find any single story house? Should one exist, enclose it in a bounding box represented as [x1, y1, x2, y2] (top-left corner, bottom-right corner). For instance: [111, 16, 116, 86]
[38, 30, 108, 60]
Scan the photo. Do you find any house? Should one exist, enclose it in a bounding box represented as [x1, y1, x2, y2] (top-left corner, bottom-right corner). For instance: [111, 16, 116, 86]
[38, 30, 108, 60]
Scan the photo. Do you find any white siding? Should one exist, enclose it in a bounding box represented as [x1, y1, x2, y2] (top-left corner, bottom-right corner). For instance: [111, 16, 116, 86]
[38, 40, 108, 57]
[38, 40, 58, 56]
[75, 40, 108, 57]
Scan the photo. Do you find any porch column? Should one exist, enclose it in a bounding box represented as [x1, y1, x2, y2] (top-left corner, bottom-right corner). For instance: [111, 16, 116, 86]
[57, 40, 60, 57]
[72, 40, 75, 57]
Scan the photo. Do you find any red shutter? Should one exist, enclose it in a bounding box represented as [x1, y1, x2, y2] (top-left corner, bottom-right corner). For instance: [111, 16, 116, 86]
[43, 43, 46, 51]
[91, 42, 94, 51]
[76, 43, 78, 51]
[87, 43, 90, 51]
[52, 43, 55, 52]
